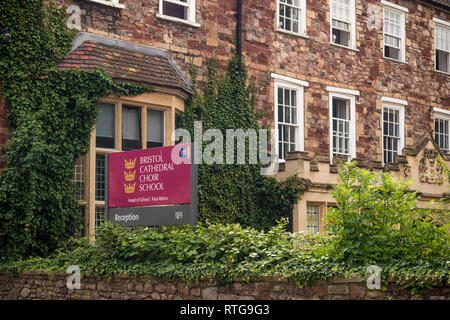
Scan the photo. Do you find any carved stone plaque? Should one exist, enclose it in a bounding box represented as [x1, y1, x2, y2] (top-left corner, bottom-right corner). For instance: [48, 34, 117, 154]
[419, 149, 443, 184]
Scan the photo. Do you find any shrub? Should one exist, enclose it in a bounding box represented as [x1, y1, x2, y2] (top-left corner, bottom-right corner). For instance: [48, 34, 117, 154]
[325, 162, 449, 266]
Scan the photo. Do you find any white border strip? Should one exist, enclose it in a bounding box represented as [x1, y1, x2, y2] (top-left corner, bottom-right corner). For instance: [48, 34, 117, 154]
[325, 86, 359, 96]
[381, 0, 408, 13]
[381, 96, 408, 106]
[433, 17, 450, 28]
[433, 107, 450, 117]
[271, 73, 309, 87]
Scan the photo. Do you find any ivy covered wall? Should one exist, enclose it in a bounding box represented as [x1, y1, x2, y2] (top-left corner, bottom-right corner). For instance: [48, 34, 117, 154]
[0, 0, 149, 261]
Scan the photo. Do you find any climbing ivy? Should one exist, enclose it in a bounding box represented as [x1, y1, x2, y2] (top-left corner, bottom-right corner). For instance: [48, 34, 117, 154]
[0, 0, 151, 261]
[176, 55, 302, 230]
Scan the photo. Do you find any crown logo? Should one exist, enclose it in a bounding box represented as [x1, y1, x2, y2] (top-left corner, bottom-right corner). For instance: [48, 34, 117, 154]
[124, 170, 136, 181]
[124, 182, 136, 194]
[124, 158, 136, 169]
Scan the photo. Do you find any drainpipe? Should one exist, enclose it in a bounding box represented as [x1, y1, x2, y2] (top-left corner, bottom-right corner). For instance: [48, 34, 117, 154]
[237, 0, 243, 73]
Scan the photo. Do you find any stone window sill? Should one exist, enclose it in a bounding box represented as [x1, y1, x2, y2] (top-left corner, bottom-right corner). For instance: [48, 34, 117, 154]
[435, 69, 450, 76]
[88, 0, 125, 9]
[330, 42, 359, 52]
[156, 13, 201, 28]
[276, 28, 309, 39]
[383, 56, 408, 65]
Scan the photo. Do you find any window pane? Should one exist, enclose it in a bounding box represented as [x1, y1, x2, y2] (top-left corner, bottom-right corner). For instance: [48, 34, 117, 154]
[163, 1, 188, 20]
[332, 28, 350, 46]
[307, 205, 320, 234]
[95, 154, 106, 201]
[436, 25, 450, 52]
[73, 156, 85, 201]
[279, 1, 300, 33]
[436, 50, 449, 73]
[95, 207, 105, 231]
[435, 117, 450, 152]
[385, 45, 400, 60]
[332, 0, 351, 23]
[122, 106, 141, 151]
[96, 103, 115, 149]
[383, 107, 402, 163]
[332, 98, 348, 119]
[147, 109, 164, 149]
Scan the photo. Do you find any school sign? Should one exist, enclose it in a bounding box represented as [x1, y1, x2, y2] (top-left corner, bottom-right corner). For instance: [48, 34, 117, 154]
[105, 144, 198, 226]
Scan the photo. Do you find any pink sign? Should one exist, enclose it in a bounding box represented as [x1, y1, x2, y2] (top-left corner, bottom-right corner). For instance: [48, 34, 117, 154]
[108, 144, 191, 208]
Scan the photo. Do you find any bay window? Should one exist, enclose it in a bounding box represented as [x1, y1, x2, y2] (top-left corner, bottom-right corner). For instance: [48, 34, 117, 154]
[77, 99, 170, 237]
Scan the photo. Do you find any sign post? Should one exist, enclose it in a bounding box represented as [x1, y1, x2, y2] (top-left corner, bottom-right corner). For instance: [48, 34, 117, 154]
[105, 144, 197, 227]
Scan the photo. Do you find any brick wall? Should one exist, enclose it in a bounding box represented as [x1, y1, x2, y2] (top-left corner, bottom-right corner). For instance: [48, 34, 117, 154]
[0, 271, 448, 300]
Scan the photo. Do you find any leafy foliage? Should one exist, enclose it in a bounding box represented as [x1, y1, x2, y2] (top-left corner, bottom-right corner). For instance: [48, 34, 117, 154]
[325, 162, 449, 287]
[0, 220, 343, 285]
[0, 0, 151, 261]
[176, 56, 302, 230]
[1, 165, 448, 289]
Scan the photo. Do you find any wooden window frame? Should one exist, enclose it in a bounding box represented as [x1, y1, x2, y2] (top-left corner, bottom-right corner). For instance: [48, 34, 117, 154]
[382, 2, 407, 63]
[381, 101, 405, 165]
[330, 0, 356, 50]
[327, 87, 358, 163]
[157, 0, 200, 27]
[276, 0, 307, 37]
[433, 18, 450, 75]
[272, 74, 307, 162]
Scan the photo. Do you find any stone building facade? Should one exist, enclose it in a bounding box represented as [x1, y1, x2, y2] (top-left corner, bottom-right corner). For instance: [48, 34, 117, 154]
[0, 0, 449, 235]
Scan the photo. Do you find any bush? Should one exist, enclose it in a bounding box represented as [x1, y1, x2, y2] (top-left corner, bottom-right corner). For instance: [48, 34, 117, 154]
[2, 164, 448, 290]
[325, 162, 449, 266]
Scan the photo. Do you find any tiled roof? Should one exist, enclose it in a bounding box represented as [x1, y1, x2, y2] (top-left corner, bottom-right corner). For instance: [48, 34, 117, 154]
[58, 33, 193, 98]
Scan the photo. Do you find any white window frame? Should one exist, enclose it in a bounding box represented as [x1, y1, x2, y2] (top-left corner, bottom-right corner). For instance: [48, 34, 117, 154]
[433, 107, 450, 153]
[330, 0, 356, 50]
[382, 1, 407, 63]
[88, 0, 125, 9]
[433, 18, 450, 75]
[381, 97, 406, 165]
[326, 86, 358, 163]
[276, 0, 307, 37]
[157, 0, 200, 27]
[272, 73, 308, 162]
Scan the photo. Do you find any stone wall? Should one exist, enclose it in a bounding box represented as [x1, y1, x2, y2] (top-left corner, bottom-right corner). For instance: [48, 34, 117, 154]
[0, 271, 448, 300]
[44, 0, 450, 163]
[1, 1, 447, 160]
